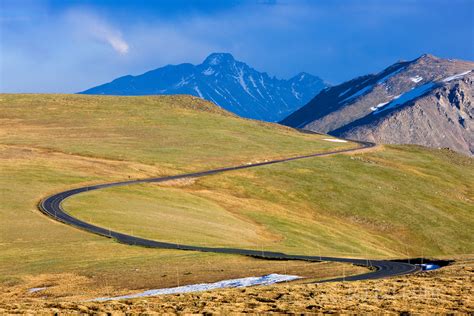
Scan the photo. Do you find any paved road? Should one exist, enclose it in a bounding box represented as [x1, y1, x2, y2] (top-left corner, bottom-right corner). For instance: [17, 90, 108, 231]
[38, 140, 420, 282]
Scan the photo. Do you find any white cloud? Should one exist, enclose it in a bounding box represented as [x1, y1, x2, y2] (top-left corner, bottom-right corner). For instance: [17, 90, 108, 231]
[2, 1, 472, 93]
[66, 9, 129, 55]
[106, 35, 129, 55]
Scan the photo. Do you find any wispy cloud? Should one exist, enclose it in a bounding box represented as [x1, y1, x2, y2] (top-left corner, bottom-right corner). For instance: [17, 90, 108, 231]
[1, 1, 472, 93]
[66, 9, 129, 55]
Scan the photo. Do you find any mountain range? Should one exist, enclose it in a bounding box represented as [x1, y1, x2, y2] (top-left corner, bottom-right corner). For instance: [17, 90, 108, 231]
[80, 53, 328, 122]
[282, 54, 474, 156]
[82, 52, 473, 156]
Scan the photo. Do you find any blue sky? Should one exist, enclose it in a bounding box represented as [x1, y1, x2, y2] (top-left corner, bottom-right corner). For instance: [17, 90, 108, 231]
[1, 0, 473, 93]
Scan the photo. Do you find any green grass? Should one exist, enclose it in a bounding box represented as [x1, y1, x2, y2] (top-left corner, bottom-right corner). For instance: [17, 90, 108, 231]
[65, 183, 272, 248]
[65, 145, 474, 258]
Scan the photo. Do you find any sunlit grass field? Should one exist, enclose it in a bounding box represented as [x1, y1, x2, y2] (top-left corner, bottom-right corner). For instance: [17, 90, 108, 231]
[0, 94, 472, 301]
[65, 145, 474, 258]
[0, 94, 352, 172]
[0, 94, 358, 295]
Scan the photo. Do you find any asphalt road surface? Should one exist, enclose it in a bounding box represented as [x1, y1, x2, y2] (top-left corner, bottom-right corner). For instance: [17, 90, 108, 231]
[38, 139, 420, 282]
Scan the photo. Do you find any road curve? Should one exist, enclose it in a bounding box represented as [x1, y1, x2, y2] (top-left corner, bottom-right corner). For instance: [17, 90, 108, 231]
[38, 139, 420, 282]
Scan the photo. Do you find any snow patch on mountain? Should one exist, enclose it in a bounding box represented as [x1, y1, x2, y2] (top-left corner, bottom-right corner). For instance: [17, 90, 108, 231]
[374, 70, 472, 114]
[249, 75, 258, 88]
[175, 77, 190, 88]
[202, 68, 215, 76]
[373, 82, 437, 114]
[442, 70, 472, 82]
[291, 84, 301, 100]
[410, 75, 423, 83]
[341, 84, 373, 103]
[338, 87, 352, 97]
[323, 138, 348, 143]
[377, 66, 406, 84]
[28, 287, 48, 293]
[370, 101, 390, 111]
[234, 68, 254, 98]
[194, 86, 204, 98]
[81, 53, 328, 122]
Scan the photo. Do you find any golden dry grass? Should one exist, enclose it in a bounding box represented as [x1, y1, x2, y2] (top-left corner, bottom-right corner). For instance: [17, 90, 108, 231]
[0, 94, 353, 171]
[0, 261, 366, 307]
[1, 260, 472, 314]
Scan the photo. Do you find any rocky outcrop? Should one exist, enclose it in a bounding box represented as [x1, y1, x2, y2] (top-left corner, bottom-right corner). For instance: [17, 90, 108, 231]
[334, 75, 473, 155]
[281, 54, 474, 156]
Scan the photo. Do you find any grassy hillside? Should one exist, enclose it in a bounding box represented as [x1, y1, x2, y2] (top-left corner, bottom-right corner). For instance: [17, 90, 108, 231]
[0, 94, 472, 302]
[65, 145, 473, 258]
[0, 94, 352, 172]
[0, 94, 359, 296]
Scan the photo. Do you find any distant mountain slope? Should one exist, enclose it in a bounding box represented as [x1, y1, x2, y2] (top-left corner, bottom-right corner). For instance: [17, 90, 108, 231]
[80, 53, 328, 122]
[281, 54, 474, 155]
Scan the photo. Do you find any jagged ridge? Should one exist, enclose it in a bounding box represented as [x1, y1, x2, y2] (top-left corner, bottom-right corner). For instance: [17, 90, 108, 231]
[281, 54, 474, 156]
[80, 53, 328, 122]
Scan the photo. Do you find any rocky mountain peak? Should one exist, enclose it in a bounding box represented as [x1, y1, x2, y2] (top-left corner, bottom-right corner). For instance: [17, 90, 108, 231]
[417, 53, 438, 60]
[202, 53, 236, 66]
[281, 54, 474, 155]
[290, 72, 314, 82]
[80, 53, 328, 122]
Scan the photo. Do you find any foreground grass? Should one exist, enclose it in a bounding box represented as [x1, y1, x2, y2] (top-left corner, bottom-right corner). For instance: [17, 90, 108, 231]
[4, 260, 466, 315]
[2, 258, 471, 314]
[66, 145, 473, 258]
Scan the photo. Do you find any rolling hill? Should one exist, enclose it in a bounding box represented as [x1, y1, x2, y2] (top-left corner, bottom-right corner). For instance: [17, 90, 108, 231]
[0, 94, 357, 294]
[0, 94, 472, 307]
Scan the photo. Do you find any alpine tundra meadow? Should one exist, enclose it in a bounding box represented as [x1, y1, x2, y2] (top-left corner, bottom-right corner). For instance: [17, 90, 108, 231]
[1, 0, 473, 313]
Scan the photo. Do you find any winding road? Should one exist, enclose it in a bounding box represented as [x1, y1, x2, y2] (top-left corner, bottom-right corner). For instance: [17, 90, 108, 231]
[38, 139, 420, 282]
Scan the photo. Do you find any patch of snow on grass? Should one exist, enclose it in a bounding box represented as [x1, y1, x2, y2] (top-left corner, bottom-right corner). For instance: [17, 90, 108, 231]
[323, 138, 348, 143]
[410, 75, 423, 83]
[442, 70, 472, 82]
[91, 274, 301, 302]
[29, 287, 47, 293]
[418, 264, 441, 271]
